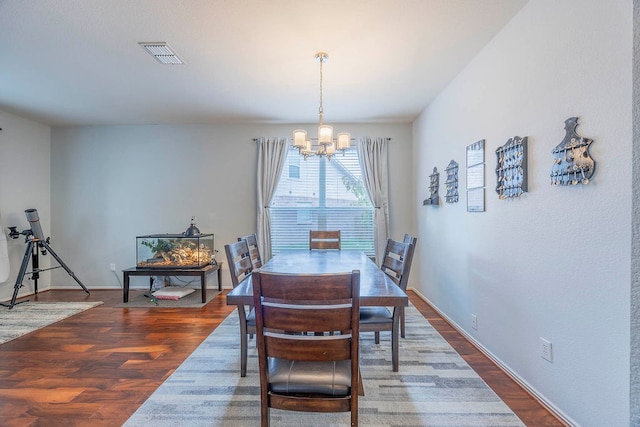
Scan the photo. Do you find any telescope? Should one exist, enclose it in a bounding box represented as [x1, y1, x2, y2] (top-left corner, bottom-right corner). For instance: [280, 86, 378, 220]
[25, 209, 45, 241]
[2, 208, 89, 309]
[8, 209, 46, 243]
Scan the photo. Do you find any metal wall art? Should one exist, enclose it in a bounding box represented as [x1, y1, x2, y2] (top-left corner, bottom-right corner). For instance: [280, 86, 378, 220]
[496, 136, 528, 199]
[466, 140, 485, 212]
[444, 160, 459, 203]
[550, 117, 596, 186]
[423, 166, 440, 205]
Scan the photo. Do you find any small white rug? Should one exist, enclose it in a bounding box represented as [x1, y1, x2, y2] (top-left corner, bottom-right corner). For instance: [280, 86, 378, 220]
[117, 290, 220, 308]
[0, 301, 103, 345]
[153, 286, 195, 300]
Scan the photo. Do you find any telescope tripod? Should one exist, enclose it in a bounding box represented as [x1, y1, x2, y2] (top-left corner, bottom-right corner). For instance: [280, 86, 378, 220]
[1, 237, 89, 309]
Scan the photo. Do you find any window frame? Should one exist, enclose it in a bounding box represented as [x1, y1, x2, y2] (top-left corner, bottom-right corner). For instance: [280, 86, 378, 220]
[270, 147, 375, 256]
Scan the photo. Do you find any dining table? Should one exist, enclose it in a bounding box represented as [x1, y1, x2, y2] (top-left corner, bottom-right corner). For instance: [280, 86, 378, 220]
[226, 249, 409, 371]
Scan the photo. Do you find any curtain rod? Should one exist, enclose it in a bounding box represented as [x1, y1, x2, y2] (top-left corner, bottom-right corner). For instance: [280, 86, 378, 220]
[252, 137, 392, 142]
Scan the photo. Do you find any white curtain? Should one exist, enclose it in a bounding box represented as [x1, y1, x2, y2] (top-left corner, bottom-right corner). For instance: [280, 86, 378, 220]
[256, 138, 288, 262]
[358, 137, 390, 265]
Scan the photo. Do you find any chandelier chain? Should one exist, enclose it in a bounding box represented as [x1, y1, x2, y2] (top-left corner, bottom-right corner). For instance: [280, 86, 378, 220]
[318, 55, 324, 119]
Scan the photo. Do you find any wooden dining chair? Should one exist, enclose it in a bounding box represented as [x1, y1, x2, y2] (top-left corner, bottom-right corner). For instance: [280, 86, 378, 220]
[401, 234, 416, 337]
[252, 269, 361, 427]
[309, 230, 341, 250]
[224, 239, 255, 377]
[359, 237, 416, 370]
[238, 233, 262, 269]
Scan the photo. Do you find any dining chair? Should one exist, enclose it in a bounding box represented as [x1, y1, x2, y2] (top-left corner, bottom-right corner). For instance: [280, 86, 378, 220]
[309, 230, 341, 250]
[359, 236, 416, 369]
[252, 269, 361, 427]
[224, 239, 255, 377]
[238, 233, 262, 269]
[401, 234, 416, 337]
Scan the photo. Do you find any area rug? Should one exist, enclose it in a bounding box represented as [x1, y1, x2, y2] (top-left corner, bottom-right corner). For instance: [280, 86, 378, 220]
[124, 304, 525, 426]
[117, 289, 220, 308]
[0, 301, 103, 345]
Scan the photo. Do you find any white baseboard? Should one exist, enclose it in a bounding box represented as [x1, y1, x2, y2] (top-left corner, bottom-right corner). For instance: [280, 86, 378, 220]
[408, 287, 576, 427]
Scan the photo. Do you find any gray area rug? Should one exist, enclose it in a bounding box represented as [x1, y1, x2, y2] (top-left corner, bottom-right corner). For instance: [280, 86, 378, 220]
[0, 301, 103, 345]
[125, 304, 524, 426]
[117, 289, 220, 308]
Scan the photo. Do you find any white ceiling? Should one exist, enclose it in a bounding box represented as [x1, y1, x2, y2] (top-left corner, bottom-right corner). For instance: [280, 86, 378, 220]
[0, 0, 526, 127]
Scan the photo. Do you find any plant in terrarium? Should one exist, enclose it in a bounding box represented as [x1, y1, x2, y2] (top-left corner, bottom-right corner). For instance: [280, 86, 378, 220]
[141, 238, 175, 256]
[140, 238, 212, 267]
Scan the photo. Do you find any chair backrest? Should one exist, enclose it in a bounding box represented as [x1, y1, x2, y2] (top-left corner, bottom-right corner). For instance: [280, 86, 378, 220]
[309, 230, 341, 250]
[381, 236, 416, 292]
[224, 240, 253, 288]
[238, 233, 262, 269]
[252, 269, 360, 421]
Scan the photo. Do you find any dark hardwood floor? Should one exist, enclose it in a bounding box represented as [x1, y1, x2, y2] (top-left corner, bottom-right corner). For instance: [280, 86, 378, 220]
[0, 289, 565, 426]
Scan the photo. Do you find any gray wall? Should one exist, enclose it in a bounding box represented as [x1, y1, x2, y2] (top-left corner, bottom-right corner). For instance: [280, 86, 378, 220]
[46, 123, 413, 290]
[631, 0, 639, 424]
[0, 111, 52, 300]
[412, 0, 631, 425]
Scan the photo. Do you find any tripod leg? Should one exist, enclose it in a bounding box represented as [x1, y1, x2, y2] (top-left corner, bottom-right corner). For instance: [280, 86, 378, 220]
[0, 240, 34, 309]
[32, 243, 39, 294]
[40, 241, 90, 294]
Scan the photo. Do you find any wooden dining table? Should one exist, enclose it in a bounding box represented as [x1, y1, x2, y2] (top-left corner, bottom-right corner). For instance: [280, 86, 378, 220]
[226, 250, 408, 371]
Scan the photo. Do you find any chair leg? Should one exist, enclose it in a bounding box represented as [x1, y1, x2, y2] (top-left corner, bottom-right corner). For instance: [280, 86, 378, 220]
[352, 373, 359, 426]
[261, 405, 270, 427]
[400, 306, 406, 339]
[249, 304, 254, 339]
[374, 331, 380, 344]
[241, 329, 248, 377]
[237, 306, 248, 377]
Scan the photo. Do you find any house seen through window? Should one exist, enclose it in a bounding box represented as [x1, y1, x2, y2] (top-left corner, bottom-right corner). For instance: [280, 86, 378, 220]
[270, 147, 375, 256]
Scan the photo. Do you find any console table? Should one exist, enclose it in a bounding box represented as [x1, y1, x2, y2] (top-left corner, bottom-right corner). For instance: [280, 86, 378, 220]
[122, 262, 222, 303]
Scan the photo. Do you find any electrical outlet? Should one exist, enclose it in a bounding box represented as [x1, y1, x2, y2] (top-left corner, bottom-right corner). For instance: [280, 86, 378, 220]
[471, 314, 478, 330]
[110, 263, 116, 272]
[540, 337, 553, 362]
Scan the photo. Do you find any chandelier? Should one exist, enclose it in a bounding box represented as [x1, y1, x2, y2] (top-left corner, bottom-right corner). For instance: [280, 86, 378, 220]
[292, 52, 350, 160]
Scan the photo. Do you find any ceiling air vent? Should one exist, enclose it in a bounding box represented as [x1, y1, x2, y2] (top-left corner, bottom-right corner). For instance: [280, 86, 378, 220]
[139, 42, 184, 65]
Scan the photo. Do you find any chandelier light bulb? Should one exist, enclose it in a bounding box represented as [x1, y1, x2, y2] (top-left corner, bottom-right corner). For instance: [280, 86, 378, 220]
[337, 132, 351, 150]
[293, 130, 307, 148]
[318, 125, 333, 145]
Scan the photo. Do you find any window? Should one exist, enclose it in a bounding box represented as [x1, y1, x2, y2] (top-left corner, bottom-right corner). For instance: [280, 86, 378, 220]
[288, 154, 300, 179]
[296, 201, 312, 225]
[270, 147, 375, 256]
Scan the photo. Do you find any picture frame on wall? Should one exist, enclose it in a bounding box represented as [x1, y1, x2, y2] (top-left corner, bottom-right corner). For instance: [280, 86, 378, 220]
[466, 140, 485, 212]
[467, 187, 485, 212]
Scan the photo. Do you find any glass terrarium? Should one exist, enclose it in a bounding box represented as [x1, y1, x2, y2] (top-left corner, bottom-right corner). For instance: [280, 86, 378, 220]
[136, 234, 214, 269]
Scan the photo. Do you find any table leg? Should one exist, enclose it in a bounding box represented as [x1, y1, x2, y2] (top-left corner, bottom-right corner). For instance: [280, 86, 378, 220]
[217, 266, 222, 291]
[201, 272, 206, 303]
[123, 272, 130, 303]
[392, 310, 400, 372]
